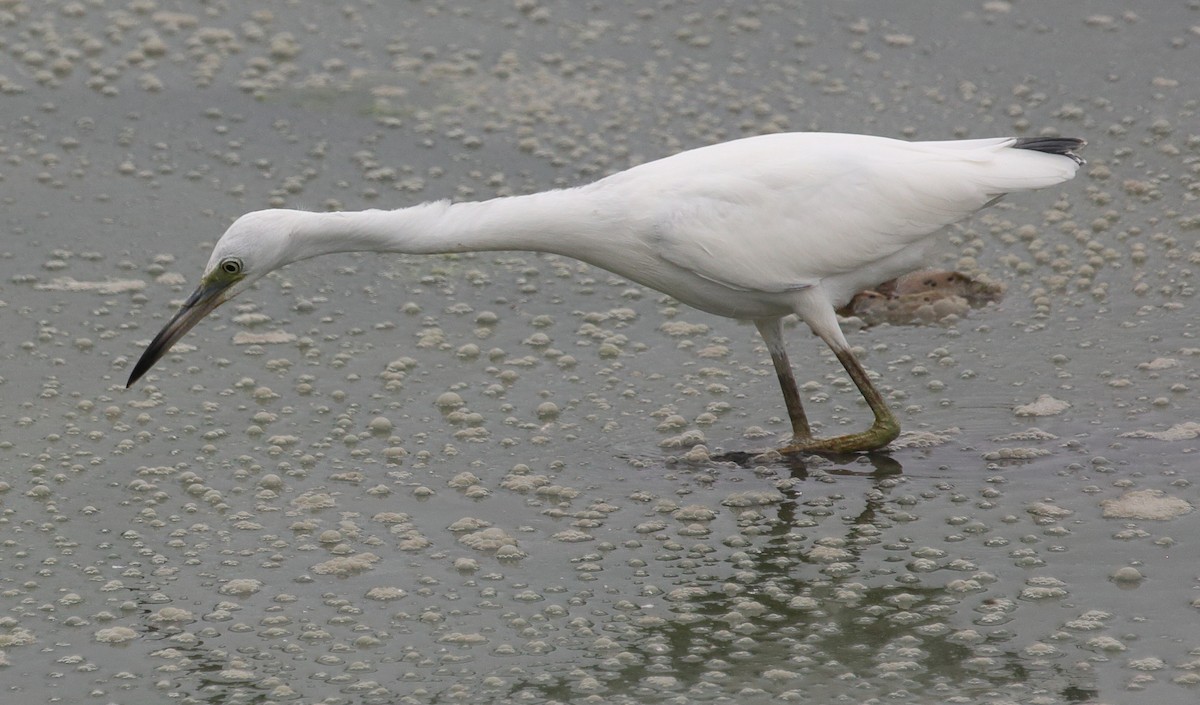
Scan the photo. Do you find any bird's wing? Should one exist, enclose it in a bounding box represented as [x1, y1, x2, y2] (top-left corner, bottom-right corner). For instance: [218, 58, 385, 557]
[627, 134, 1074, 294]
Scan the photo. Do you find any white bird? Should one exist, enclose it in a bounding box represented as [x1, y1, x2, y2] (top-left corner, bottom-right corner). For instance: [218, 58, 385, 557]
[127, 132, 1084, 453]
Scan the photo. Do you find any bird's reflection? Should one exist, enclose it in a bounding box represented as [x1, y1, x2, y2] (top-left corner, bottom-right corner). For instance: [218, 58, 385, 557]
[568, 448, 1099, 703]
[711, 447, 904, 479]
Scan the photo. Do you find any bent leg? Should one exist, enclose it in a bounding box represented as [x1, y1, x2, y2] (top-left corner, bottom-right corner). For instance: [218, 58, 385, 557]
[778, 289, 900, 453]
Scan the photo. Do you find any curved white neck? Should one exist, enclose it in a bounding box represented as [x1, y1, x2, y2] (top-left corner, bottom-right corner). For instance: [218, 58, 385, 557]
[284, 188, 619, 264]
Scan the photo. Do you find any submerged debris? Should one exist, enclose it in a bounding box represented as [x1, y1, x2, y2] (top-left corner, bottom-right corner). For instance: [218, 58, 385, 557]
[838, 270, 1005, 326]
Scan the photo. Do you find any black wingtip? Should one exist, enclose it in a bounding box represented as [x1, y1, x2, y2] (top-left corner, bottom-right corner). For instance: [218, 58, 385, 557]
[1012, 136, 1087, 165]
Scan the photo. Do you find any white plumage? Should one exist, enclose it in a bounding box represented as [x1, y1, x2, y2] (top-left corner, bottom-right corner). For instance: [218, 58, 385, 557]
[128, 131, 1084, 453]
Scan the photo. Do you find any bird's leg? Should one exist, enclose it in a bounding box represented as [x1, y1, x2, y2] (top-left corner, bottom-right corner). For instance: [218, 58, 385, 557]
[779, 346, 900, 454]
[773, 353, 812, 440]
[833, 346, 901, 445]
[754, 318, 812, 441]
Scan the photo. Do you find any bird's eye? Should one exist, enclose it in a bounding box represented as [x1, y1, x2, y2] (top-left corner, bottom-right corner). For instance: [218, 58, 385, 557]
[220, 258, 243, 275]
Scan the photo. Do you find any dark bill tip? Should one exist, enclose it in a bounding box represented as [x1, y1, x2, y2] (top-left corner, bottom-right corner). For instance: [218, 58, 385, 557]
[126, 281, 229, 388]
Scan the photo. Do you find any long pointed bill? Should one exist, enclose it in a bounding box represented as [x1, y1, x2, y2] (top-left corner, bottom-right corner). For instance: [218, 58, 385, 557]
[126, 278, 233, 388]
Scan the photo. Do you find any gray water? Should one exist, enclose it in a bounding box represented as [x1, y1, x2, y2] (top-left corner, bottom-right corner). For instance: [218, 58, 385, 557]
[1, 2, 1197, 703]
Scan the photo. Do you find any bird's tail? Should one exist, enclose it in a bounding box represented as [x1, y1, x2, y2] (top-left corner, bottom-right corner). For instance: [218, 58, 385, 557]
[1011, 136, 1086, 166]
[960, 135, 1084, 194]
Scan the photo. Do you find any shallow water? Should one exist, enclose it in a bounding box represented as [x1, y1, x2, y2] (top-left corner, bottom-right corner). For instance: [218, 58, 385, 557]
[1, 1, 1198, 703]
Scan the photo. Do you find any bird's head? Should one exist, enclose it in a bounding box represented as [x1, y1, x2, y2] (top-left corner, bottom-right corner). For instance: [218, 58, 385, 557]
[126, 210, 300, 388]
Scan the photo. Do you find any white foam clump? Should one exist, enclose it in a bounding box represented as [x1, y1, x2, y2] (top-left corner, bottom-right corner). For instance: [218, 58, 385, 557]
[311, 553, 379, 576]
[94, 626, 139, 643]
[1101, 489, 1193, 520]
[233, 331, 297, 344]
[218, 579, 264, 596]
[36, 277, 145, 294]
[1014, 394, 1071, 417]
[1120, 422, 1200, 441]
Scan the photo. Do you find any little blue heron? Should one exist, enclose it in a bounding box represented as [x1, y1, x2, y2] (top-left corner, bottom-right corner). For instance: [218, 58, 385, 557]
[127, 131, 1084, 453]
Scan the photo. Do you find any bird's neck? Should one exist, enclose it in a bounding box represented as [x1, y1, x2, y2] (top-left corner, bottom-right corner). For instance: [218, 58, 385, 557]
[285, 188, 615, 263]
